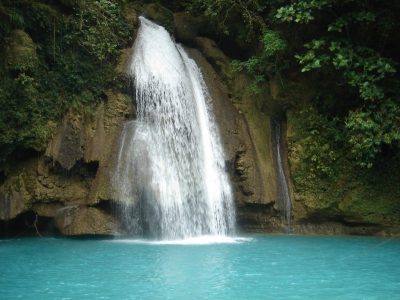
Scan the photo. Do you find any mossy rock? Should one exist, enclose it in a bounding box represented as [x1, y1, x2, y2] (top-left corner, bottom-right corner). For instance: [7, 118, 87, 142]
[114, 48, 131, 83]
[0, 174, 29, 220]
[122, 3, 140, 28]
[194, 37, 233, 83]
[174, 12, 208, 43]
[31, 2, 59, 18]
[142, 3, 174, 32]
[5, 30, 38, 72]
[54, 206, 116, 235]
[58, 0, 84, 7]
[287, 104, 400, 228]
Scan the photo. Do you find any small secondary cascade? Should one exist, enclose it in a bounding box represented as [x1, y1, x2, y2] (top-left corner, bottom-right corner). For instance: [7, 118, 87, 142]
[273, 120, 292, 231]
[112, 17, 235, 240]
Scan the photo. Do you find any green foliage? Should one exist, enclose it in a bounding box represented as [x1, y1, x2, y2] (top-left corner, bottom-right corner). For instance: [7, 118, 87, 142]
[275, 0, 332, 23]
[231, 29, 287, 93]
[297, 40, 396, 102]
[262, 30, 287, 58]
[345, 101, 400, 168]
[192, 0, 400, 169]
[0, 71, 52, 152]
[181, 0, 400, 221]
[327, 11, 375, 33]
[0, 0, 132, 161]
[184, 0, 266, 36]
[280, 1, 399, 168]
[289, 103, 400, 224]
[291, 106, 341, 182]
[69, 0, 131, 61]
[0, 2, 24, 39]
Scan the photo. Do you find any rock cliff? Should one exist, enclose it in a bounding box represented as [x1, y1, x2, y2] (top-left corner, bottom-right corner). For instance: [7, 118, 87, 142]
[1, 3, 398, 237]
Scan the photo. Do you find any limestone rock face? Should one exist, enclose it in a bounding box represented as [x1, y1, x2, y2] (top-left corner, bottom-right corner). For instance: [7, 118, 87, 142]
[0, 21, 134, 235]
[193, 37, 232, 83]
[54, 206, 116, 235]
[186, 48, 277, 211]
[143, 3, 174, 32]
[45, 113, 85, 170]
[286, 108, 400, 234]
[45, 91, 132, 171]
[0, 176, 27, 220]
[174, 12, 208, 43]
[0, 55, 133, 234]
[3, 7, 396, 237]
[0, 157, 90, 221]
[115, 48, 132, 81]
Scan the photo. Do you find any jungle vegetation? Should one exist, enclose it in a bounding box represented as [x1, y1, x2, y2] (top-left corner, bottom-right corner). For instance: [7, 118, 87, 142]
[1, 0, 399, 212]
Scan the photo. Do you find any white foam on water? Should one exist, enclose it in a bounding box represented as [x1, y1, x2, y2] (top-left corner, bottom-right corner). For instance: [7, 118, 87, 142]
[112, 235, 252, 245]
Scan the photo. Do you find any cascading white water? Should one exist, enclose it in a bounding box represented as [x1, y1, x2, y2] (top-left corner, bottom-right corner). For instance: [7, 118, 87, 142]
[274, 120, 292, 231]
[112, 17, 235, 240]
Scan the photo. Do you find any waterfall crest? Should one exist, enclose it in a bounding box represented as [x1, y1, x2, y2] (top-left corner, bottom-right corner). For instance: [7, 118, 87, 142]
[112, 17, 235, 239]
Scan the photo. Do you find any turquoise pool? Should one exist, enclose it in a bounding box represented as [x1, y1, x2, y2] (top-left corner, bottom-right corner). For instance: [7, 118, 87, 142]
[1, 235, 399, 299]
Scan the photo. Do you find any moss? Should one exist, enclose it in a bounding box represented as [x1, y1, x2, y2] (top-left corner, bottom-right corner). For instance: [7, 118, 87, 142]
[121, 2, 140, 28]
[0, 0, 134, 164]
[228, 72, 279, 204]
[143, 3, 174, 32]
[58, 0, 84, 7]
[287, 105, 400, 227]
[5, 30, 38, 72]
[339, 187, 400, 224]
[194, 37, 233, 83]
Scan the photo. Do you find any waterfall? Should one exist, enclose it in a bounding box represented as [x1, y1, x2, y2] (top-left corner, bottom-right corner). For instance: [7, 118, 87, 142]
[112, 17, 235, 240]
[273, 120, 292, 232]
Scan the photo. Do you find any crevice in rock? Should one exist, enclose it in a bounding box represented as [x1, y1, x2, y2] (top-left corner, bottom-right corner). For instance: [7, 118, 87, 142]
[297, 213, 383, 234]
[0, 170, 6, 185]
[90, 199, 115, 215]
[12, 147, 39, 162]
[0, 211, 57, 238]
[47, 158, 99, 179]
[236, 202, 279, 231]
[233, 150, 248, 182]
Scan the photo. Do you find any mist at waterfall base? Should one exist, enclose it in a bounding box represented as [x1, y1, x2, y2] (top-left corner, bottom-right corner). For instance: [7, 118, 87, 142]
[2, 235, 400, 299]
[112, 17, 235, 240]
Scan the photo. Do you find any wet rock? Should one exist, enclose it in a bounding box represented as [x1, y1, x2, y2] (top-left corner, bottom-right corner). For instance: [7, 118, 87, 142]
[122, 4, 139, 28]
[0, 176, 27, 221]
[292, 222, 383, 236]
[0, 85, 132, 227]
[59, 0, 83, 7]
[186, 47, 272, 207]
[45, 112, 85, 170]
[174, 12, 207, 43]
[0, 6, 135, 235]
[115, 48, 132, 82]
[189, 38, 280, 205]
[143, 3, 174, 32]
[193, 37, 232, 82]
[87, 91, 133, 204]
[32, 202, 63, 218]
[45, 91, 132, 171]
[54, 206, 116, 235]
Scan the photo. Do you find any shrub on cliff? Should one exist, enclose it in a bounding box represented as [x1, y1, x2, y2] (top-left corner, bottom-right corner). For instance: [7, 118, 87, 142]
[186, 0, 400, 171]
[0, 0, 132, 164]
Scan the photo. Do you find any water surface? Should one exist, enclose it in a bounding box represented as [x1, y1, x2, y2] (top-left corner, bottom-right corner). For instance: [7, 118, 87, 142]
[1, 235, 399, 299]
